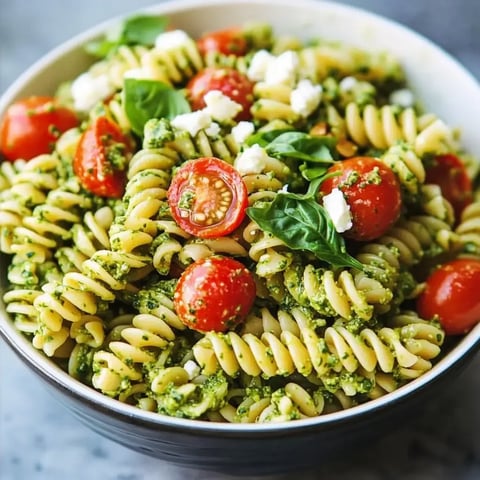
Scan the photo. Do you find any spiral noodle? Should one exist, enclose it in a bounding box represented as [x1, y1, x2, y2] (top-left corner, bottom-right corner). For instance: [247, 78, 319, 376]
[92, 312, 178, 396]
[193, 307, 444, 396]
[109, 145, 181, 258]
[0, 155, 59, 255]
[331, 103, 453, 157]
[216, 382, 352, 423]
[455, 201, 480, 256]
[202, 51, 249, 74]
[146, 119, 243, 165]
[298, 43, 404, 84]
[252, 83, 299, 123]
[11, 181, 93, 263]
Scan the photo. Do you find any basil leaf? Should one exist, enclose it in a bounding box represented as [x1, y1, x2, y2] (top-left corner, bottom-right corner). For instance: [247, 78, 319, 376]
[119, 15, 169, 46]
[245, 129, 292, 147]
[300, 165, 329, 181]
[266, 132, 337, 163]
[247, 193, 363, 271]
[86, 15, 168, 58]
[124, 79, 191, 136]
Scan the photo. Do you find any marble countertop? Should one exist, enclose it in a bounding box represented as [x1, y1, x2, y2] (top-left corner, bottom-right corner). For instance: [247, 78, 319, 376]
[1, 1, 480, 479]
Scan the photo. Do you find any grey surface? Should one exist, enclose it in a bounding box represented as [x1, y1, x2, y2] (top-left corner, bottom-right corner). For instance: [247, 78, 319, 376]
[1, 1, 480, 479]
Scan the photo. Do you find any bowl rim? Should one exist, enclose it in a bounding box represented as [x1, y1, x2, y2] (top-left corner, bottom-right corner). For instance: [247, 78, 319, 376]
[1, 0, 480, 434]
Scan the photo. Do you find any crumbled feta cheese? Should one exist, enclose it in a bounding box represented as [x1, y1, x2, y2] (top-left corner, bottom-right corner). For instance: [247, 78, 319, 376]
[234, 144, 270, 175]
[264, 50, 299, 86]
[247, 49, 275, 82]
[70, 72, 115, 112]
[155, 29, 190, 50]
[389, 88, 415, 108]
[231, 121, 255, 144]
[204, 90, 242, 122]
[171, 110, 212, 137]
[183, 360, 200, 380]
[290, 79, 322, 117]
[205, 121, 221, 137]
[322, 188, 352, 233]
[339, 76, 358, 91]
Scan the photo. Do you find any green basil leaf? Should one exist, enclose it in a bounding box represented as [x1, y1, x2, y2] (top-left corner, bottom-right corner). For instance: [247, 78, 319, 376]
[245, 129, 292, 147]
[86, 15, 168, 58]
[124, 78, 191, 136]
[119, 15, 169, 46]
[266, 132, 337, 163]
[300, 165, 329, 181]
[247, 193, 363, 271]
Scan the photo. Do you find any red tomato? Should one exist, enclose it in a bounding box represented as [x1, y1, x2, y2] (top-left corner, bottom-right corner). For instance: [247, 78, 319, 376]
[425, 153, 473, 221]
[0, 96, 78, 162]
[417, 258, 480, 335]
[73, 116, 132, 198]
[167, 156, 248, 238]
[197, 27, 248, 57]
[320, 156, 402, 241]
[186, 67, 254, 121]
[174, 256, 256, 332]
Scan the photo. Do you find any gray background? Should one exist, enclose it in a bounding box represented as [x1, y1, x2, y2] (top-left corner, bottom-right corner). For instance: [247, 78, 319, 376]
[1, 1, 480, 479]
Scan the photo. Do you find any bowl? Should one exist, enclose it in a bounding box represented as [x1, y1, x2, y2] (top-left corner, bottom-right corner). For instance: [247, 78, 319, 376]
[1, 0, 480, 476]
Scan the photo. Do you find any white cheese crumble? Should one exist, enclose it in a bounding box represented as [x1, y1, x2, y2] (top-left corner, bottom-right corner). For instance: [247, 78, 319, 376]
[155, 29, 190, 50]
[231, 121, 255, 144]
[247, 49, 275, 82]
[290, 79, 322, 117]
[234, 144, 271, 175]
[204, 90, 242, 122]
[70, 72, 115, 112]
[264, 50, 299, 86]
[322, 188, 353, 233]
[339, 76, 358, 91]
[389, 88, 415, 108]
[171, 110, 212, 137]
[183, 360, 200, 380]
[205, 121, 221, 137]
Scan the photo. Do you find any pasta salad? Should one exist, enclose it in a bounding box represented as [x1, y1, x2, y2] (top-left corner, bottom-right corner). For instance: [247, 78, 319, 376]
[1, 15, 479, 423]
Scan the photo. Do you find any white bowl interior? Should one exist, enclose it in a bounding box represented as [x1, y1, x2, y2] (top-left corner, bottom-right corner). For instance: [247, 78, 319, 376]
[1, 0, 480, 432]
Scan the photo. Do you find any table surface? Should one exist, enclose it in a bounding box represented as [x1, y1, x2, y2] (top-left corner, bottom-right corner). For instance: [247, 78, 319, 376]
[1, 1, 480, 479]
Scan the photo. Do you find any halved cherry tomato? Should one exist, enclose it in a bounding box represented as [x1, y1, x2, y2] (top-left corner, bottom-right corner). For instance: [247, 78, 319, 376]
[0, 96, 78, 162]
[320, 156, 402, 241]
[167, 156, 248, 238]
[174, 255, 256, 332]
[417, 258, 480, 335]
[197, 27, 248, 57]
[187, 67, 254, 121]
[73, 116, 132, 198]
[425, 153, 473, 221]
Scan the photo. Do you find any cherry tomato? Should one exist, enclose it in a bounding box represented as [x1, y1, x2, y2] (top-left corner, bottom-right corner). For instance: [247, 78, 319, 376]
[174, 256, 256, 332]
[320, 156, 402, 241]
[425, 153, 473, 221]
[197, 27, 248, 57]
[0, 96, 78, 162]
[186, 67, 254, 121]
[73, 116, 132, 198]
[167, 156, 248, 238]
[417, 258, 480, 335]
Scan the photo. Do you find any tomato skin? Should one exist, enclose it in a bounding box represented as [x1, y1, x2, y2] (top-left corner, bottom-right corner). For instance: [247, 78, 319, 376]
[197, 27, 248, 57]
[0, 96, 78, 162]
[425, 153, 473, 221]
[187, 67, 254, 121]
[320, 157, 402, 241]
[174, 256, 256, 332]
[417, 258, 480, 335]
[73, 116, 132, 198]
[167, 156, 248, 238]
